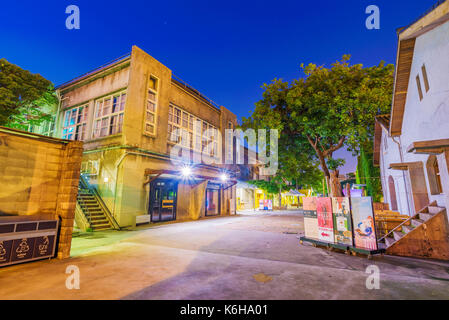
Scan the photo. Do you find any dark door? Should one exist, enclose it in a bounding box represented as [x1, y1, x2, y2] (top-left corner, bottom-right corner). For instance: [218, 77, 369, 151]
[205, 183, 221, 216]
[149, 180, 178, 222]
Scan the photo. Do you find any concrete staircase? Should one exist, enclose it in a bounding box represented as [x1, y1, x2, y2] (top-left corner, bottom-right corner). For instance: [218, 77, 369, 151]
[77, 189, 113, 231]
[379, 201, 449, 260]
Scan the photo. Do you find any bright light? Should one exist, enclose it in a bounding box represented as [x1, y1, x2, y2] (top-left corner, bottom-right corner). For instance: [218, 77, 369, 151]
[181, 167, 192, 177]
[220, 174, 228, 182]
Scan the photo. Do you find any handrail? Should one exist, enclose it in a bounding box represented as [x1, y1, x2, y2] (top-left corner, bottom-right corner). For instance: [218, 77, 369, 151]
[79, 175, 121, 230]
[379, 201, 439, 242]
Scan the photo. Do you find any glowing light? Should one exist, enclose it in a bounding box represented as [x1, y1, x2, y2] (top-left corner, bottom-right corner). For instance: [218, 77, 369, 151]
[220, 174, 228, 182]
[181, 166, 192, 177]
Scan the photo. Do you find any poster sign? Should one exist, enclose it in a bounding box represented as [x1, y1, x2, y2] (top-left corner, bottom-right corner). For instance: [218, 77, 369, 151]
[316, 197, 334, 243]
[267, 200, 273, 210]
[331, 197, 353, 246]
[351, 197, 378, 250]
[303, 197, 318, 239]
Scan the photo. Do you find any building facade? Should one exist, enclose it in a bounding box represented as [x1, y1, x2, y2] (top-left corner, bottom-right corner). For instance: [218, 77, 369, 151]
[55, 46, 239, 227]
[375, 1, 449, 218]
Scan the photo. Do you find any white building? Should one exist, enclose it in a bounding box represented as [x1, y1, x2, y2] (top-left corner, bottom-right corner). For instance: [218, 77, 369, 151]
[375, 1, 449, 218]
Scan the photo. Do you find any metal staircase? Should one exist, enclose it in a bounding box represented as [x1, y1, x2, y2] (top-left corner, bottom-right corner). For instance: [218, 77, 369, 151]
[378, 201, 449, 260]
[77, 175, 120, 231]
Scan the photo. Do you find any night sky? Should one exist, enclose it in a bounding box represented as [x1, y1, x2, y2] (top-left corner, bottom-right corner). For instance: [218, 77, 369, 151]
[0, 0, 438, 173]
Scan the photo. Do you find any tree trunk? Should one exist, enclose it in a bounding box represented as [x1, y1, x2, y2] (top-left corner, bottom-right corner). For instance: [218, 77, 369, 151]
[329, 170, 343, 197]
[279, 185, 282, 210]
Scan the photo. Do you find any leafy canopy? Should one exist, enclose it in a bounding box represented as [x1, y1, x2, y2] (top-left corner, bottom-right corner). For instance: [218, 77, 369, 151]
[0, 58, 56, 127]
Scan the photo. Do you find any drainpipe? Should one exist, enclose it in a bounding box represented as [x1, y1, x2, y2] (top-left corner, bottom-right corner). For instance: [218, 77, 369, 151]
[392, 136, 413, 215]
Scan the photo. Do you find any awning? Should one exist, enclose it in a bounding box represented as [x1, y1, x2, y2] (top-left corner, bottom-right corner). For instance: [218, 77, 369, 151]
[144, 168, 237, 189]
[407, 139, 449, 155]
[389, 162, 422, 170]
[283, 189, 305, 197]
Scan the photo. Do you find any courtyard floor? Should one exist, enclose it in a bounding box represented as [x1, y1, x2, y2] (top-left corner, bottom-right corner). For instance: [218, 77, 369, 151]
[1, 210, 449, 299]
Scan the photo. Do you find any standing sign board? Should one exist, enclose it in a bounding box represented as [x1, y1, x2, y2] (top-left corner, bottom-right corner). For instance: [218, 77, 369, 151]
[303, 197, 318, 239]
[332, 197, 353, 246]
[316, 197, 334, 243]
[351, 197, 378, 250]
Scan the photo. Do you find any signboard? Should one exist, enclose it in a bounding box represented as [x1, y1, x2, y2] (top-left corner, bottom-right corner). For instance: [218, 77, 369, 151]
[351, 197, 378, 250]
[316, 197, 334, 243]
[0, 240, 13, 266]
[267, 199, 273, 210]
[332, 197, 353, 246]
[303, 197, 318, 239]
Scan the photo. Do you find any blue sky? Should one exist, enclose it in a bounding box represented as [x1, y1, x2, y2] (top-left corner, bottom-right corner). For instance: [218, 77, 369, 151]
[0, 0, 438, 173]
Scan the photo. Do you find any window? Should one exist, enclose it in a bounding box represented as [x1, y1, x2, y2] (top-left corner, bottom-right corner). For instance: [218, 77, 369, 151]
[144, 76, 158, 135]
[167, 104, 218, 156]
[422, 64, 430, 92]
[62, 105, 89, 141]
[426, 155, 443, 195]
[81, 160, 99, 176]
[92, 91, 126, 139]
[416, 75, 423, 101]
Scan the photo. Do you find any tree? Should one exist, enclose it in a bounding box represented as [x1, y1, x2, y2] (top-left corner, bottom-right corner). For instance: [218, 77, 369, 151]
[243, 55, 394, 197]
[0, 58, 56, 127]
[241, 77, 324, 200]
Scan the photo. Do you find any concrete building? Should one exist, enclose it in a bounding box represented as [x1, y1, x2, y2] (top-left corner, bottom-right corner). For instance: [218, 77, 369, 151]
[374, 0, 449, 218]
[55, 46, 239, 228]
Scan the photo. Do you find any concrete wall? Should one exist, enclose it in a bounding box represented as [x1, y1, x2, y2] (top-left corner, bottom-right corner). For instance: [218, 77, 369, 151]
[0, 127, 83, 258]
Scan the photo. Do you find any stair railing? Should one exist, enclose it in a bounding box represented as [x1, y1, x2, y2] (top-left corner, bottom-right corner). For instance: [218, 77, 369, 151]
[79, 174, 121, 230]
[378, 201, 438, 243]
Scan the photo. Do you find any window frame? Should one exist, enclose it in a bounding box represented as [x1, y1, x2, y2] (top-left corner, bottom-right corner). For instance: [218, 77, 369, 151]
[62, 104, 89, 141]
[167, 104, 219, 157]
[92, 90, 127, 139]
[144, 75, 159, 136]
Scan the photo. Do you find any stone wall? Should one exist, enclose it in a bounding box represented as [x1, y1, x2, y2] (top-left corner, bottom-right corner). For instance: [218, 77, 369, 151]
[0, 127, 83, 259]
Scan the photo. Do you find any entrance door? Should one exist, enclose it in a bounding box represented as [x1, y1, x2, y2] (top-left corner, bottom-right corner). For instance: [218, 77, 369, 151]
[149, 180, 178, 222]
[205, 184, 221, 216]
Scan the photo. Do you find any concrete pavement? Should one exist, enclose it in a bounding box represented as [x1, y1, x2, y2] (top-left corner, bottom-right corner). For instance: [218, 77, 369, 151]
[0, 210, 449, 299]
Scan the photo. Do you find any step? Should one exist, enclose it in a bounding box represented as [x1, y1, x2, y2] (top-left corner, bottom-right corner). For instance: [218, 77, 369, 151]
[393, 231, 404, 241]
[419, 213, 434, 221]
[402, 225, 414, 233]
[385, 237, 395, 247]
[428, 206, 441, 214]
[91, 220, 110, 226]
[90, 216, 107, 221]
[411, 218, 424, 227]
[92, 224, 111, 230]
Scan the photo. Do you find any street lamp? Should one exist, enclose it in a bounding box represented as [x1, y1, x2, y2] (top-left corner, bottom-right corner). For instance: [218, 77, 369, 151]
[181, 166, 192, 178]
[220, 173, 228, 182]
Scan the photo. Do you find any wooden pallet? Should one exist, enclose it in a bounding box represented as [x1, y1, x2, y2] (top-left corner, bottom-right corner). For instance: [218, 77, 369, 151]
[299, 236, 385, 259]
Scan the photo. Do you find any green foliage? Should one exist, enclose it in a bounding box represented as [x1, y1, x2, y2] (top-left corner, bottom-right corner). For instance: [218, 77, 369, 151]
[0, 58, 56, 127]
[242, 55, 394, 196]
[356, 147, 382, 202]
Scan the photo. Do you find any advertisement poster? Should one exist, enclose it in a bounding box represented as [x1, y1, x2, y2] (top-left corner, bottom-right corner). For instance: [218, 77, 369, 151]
[303, 197, 318, 239]
[331, 197, 353, 246]
[351, 197, 378, 250]
[316, 197, 334, 243]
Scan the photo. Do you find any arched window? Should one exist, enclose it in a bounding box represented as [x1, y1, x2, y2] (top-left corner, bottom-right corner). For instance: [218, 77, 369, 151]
[388, 176, 398, 211]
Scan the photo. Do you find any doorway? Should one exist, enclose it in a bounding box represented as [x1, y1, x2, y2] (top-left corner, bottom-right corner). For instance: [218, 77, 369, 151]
[205, 183, 221, 216]
[149, 179, 178, 222]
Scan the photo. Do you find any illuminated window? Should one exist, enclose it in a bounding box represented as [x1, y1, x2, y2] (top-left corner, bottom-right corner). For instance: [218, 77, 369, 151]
[92, 91, 126, 138]
[62, 105, 89, 141]
[144, 76, 158, 135]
